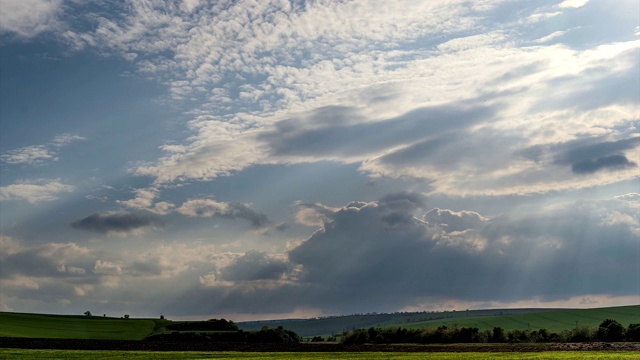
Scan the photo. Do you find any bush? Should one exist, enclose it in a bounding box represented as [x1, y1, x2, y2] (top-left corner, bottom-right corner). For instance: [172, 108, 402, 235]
[597, 319, 625, 342]
[491, 327, 507, 343]
[565, 326, 597, 342]
[626, 323, 640, 342]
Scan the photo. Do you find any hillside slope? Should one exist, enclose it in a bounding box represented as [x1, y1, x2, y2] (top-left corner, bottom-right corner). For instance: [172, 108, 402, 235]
[0, 312, 159, 340]
[238, 305, 640, 337]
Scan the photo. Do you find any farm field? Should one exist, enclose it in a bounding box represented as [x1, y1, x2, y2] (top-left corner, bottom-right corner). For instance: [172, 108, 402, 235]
[401, 305, 640, 332]
[0, 312, 163, 340]
[1, 305, 638, 341]
[238, 305, 640, 337]
[1, 349, 640, 359]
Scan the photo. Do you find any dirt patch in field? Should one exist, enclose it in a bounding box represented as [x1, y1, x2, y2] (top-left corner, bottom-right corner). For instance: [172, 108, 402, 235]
[1, 337, 638, 352]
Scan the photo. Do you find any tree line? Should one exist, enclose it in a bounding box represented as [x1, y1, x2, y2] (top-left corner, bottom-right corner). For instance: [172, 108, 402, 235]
[340, 319, 640, 344]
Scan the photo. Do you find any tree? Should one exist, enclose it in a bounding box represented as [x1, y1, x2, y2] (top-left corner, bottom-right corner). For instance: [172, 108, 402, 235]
[491, 327, 506, 343]
[597, 319, 625, 342]
[626, 323, 640, 341]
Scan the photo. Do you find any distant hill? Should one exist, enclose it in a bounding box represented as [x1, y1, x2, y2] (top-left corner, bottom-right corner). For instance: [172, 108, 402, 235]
[0, 312, 162, 340]
[237, 305, 640, 337]
[2, 305, 638, 340]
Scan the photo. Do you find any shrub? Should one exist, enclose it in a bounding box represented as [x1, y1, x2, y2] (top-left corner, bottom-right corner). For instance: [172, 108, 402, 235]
[626, 323, 640, 342]
[597, 319, 625, 342]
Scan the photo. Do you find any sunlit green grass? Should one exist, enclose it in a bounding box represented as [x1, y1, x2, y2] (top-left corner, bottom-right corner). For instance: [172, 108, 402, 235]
[239, 305, 640, 337]
[1, 349, 639, 359]
[0, 313, 157, 340]
[398, 305, 640, 332]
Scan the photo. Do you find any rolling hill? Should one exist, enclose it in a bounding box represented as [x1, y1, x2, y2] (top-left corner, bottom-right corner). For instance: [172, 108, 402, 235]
[1, 305, 637, 340]
[237, 305, 640, 337]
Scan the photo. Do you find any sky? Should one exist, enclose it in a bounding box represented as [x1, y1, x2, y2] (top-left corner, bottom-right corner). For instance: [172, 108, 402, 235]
[0, 0, 639, 321]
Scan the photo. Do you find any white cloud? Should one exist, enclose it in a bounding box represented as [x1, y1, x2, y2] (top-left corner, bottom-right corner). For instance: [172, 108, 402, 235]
[0, 145, 55, 165]
[0, 179, 74, 203]
[176, 198, 229, 217]
[557, 0, 589, 9]
[1, 133, 86, 166]
[93, 260, 123, 275]
[0, 0, 64, 38]
[51, 133, 87, 147]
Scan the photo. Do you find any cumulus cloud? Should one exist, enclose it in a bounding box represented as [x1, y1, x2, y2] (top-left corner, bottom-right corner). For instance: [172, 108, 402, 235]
[424, 208, 489, 232]
[70, 212, 163, 235]
[0, 241, 95, 279]
[116, 187, 175, 215]
[218, 250, 291, 282]
[177, 199, 269, 228]
[283, 193, 639, 313]
[0, 179, 74, 203]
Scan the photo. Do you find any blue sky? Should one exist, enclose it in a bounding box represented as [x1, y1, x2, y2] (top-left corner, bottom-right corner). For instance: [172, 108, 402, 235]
[0, 0, 638, 320]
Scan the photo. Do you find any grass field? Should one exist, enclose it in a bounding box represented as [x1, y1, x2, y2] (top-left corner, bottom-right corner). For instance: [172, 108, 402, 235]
[400, 305, 640, 332]
[0, 312, 162, 340]
[1, 349, 639, 359]
[1, 305, 638, 341]
[239, 305, 640, 337]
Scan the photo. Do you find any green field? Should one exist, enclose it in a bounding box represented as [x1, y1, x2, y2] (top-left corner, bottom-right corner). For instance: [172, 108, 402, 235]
[239, 305, 640, 337]
[1, 349, 639, 359]
[400, 305, 640, 332]
[0, 312, 164, 340]
[1, 305, 638, 341]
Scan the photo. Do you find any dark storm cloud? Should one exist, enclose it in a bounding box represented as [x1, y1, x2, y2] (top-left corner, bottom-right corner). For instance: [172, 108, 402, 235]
[571, 155, 635, 174]
[259, 103, 497, 159]
[224, 203, 270, 229]
[219, 251, 291, 282]
[523, 136, 640, 174]
[0, 243, 95, 279]
[70, 212, 163, 234]
[161, 193, 639, 316]
[176, 199, 270, 229]
[376, 126, 522, 171]
[286, 193, 639, 313]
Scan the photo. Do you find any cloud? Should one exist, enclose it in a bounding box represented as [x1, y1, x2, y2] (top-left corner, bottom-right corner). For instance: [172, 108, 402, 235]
[116, 187, 175, 215]
[259, 103, 496, 162]
[177, 199, 269, 228]
[0, 145, 55, 165]
[0, 0, 64, 38]
[550, 136, 639, 174]
[282, 193, 640, 313]
[0, 179, 74, 203]
[557, 0, 589, 9]
[34, 0, 630, 199]
[218, 250, 291, 282]
[1, 133, 86, 166]
[0, 241, 94, 279]
[92, 260, 123, 275]
[424, 208, 489, 232]
[51, 133, 87, 147]
[70, 212, 163, 235]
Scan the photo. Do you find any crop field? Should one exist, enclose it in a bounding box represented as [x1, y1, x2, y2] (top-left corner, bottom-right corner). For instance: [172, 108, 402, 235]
[0, 312, 161, 340]
[1, 305, 638, 342]
[1, 349, 640, 359]
[400, 305, 640, 332]
[239, 305, 640, 336]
